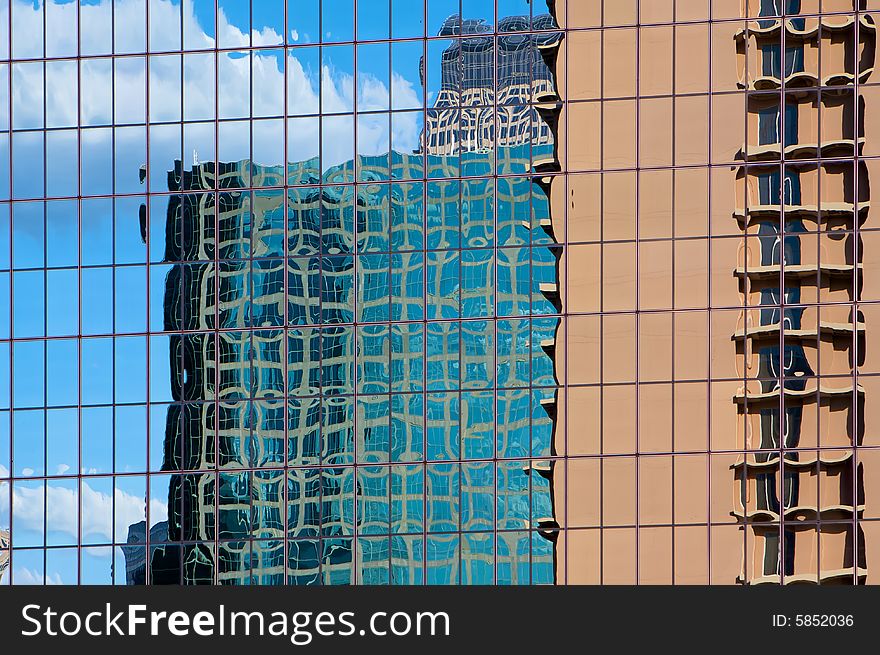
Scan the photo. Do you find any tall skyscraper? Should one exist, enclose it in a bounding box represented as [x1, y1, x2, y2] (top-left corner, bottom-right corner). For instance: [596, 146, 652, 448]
[3, 0, 880, 586]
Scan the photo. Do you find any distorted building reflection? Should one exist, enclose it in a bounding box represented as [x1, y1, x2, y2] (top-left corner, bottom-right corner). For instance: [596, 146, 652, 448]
[733, 0, 875, 583]
[120, 521, 169, 586]
[144, 10, 563, 585]
[423, 14, 560, 156]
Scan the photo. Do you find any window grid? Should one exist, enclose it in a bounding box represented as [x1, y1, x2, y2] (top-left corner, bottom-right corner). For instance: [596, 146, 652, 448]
[3, 0, 880, 586]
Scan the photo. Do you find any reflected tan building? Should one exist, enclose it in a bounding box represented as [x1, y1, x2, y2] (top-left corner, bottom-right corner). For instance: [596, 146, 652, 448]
[733, 2, 875, 584]
[547, 0, 880, 584]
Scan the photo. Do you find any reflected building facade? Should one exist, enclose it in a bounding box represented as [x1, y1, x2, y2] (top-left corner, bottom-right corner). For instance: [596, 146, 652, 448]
[733, 1, 875, 584]
[120, 521, 168, 585]
[148, 12, 564, 584]
[423, 14, 560, 156]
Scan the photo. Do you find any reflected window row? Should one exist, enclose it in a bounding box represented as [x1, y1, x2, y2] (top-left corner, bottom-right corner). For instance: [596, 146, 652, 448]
[563, 96, 880, 172]
[0, 257, 558, 338]
[0, 466, 553, 533]
[0, 139, 555, 199]
[0, 60, 563, 128]
[8, 442, 880, 478]
[0, 343, 559, 400]
[562, 310, 874, 379]
[0, 0, 560, 61]
[0, 180, 554, 270]
[567, 15, 875, 98]
[5, 403, 880, 474]
[563, 243, 867, 314]
[5, 209, 877, 270]
[556, 164, 879, 241]
[5, 490, 877, 544]
[0, 397, 558, 475]
[1, 530, 555, 586]
[562, 2, 874, 27]
[0, 405, 560, 472]
[0, 243, 557, 277]
[561, 522, 873, 585]
[0, 419, 559, 471]
[10, 521, 880, 585]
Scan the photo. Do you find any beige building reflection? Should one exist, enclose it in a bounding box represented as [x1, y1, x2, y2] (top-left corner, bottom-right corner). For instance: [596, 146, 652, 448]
[547, 0, 880, 584]
[733, 4, 874, 584]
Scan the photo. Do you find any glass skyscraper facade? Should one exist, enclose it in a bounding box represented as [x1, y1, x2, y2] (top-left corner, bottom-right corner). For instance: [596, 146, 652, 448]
[4, 0, 880, 587]
[0, 0, 564, 585]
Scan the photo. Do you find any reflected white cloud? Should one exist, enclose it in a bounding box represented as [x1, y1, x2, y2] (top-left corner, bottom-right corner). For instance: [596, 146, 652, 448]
[13, 567, 63, 585]
[4, 0, 422, 177]
[0, 478, 167, 543]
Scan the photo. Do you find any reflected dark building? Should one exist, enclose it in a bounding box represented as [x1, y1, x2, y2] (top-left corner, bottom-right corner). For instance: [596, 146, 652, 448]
[120, 521, 169, 585]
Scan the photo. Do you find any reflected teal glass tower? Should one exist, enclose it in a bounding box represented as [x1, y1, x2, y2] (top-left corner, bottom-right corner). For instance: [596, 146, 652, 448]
[149, 9, 563, 585]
